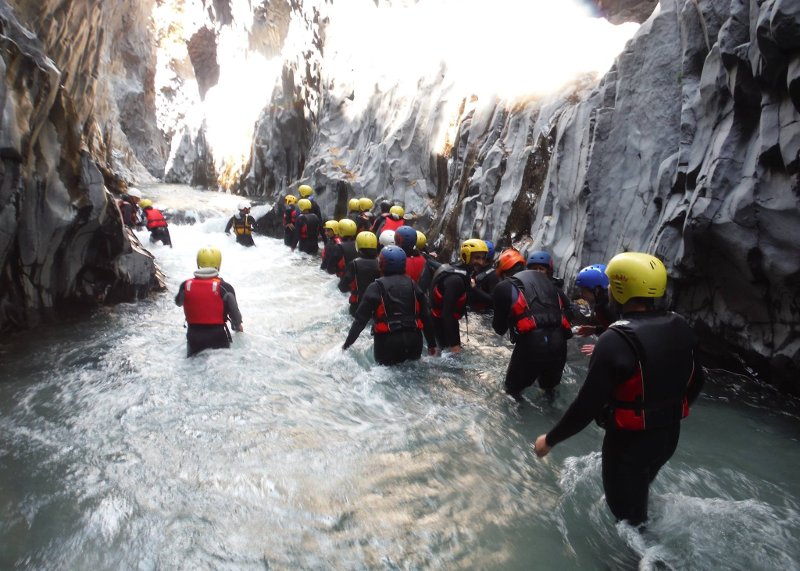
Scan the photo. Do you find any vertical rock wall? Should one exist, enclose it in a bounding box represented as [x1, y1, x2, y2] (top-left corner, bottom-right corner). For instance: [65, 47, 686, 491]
[0, 1, 163, 334]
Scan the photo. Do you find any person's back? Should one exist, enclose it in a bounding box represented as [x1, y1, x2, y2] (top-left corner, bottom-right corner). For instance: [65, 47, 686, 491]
[339, 231, 381, 315]
[294, 200, 320, 254]
[175, 247, 243, 357]
[141, 200, 172, 246]
[342, 246, 436, 365]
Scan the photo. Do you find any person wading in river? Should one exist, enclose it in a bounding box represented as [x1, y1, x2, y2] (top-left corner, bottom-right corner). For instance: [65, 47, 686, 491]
[175, 247, 244, 357]
[342, 246, 436, 365]
[534, 252, 704, 527]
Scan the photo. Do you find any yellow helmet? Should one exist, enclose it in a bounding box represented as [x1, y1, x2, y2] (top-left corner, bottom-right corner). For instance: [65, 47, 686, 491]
[323, 220, 340, 235]
[139, 199, 153, 208]
[358, 197, 374, 212]
[298, 198, 312, 212]
[389, 205, 404, 218]
[338, 218, 358, 238]
[285, 195, 297, 206]
[356, 231, 378, 251]
[605, 252, 667, 304]
[348, 198, 360, 212]
[298, 184, 313, 198]
[416, 231, 427, 250]
[197, 246, 222, 270]
[460, 238, 489, 264]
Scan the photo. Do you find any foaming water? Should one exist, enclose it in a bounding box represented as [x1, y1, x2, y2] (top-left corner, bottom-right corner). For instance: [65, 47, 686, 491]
[1, 185, 798, 569]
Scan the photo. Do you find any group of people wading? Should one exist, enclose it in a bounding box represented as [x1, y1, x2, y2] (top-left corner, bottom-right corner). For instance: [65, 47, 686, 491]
[175, 183, 704, 529]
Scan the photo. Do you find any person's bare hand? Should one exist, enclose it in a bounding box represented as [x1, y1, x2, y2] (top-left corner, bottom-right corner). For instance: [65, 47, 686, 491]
[534, 434, 551, 457]
[580, 344, 595, 357]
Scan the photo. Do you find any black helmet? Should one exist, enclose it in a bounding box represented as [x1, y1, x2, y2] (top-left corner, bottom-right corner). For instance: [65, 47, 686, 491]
[379, 245, 407, 275]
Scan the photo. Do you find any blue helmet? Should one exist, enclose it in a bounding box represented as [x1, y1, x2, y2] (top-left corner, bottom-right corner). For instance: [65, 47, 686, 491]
[379, 245, 407, 275]
[394, 226, 418, 255]
[575, 264, 609, 289]
[484, 240, 495, 262]
[526, 250, 553, 271]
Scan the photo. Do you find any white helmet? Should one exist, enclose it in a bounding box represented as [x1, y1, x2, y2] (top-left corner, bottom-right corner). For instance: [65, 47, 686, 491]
[379, 229, 396, 247]
[127, 188, 142, 199]
[238, 201, 251, 211]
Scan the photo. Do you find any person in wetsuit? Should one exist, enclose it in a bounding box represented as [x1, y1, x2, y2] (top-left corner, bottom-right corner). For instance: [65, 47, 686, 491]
[175, 246, 243, 357]
[491, 248, 572, 399]
[534, 252, 704, 527]
[118, 188, 143, 228]
[140, 199, 172, 247]
[326, 218, 358, 277]
[394, 226, 426, 284]
[468, 239, 498, 312]
[357, 197, 375, 232]
[225, 202, 256, 247]
[415, 231, 442, 293]
[291, 198, 321, 254]
[573, 264, 618, 357]
[342, 246, 436, 365]
[298, 184, 325, 244]
[283, 195, 298, 247]
[320, 220, 341, 274]
[338, 231, 381, 316]
[429, 238, 487, 353]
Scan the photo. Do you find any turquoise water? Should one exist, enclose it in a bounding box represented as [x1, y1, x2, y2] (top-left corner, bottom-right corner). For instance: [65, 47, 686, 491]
[0, 185, 798, 570]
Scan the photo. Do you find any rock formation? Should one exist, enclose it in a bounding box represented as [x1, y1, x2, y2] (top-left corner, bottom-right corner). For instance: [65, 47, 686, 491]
[0, 1, 163, 334]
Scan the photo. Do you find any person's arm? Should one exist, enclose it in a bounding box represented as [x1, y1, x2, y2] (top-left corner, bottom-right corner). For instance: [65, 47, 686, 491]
[174, 281, 186, 306]
[416, 284, 437, 353]
[342, 283, 380, 349]
[535, 331, 634, 455]
[490, 281, 512, 336]
[339, 260, 356, 293]
[224, 217, 234, 234]
[221, 282, 243, 331]
[686, 354, 705, 405]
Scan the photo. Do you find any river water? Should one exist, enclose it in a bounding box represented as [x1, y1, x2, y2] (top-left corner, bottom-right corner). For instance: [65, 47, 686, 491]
[1, 185, 798, 570]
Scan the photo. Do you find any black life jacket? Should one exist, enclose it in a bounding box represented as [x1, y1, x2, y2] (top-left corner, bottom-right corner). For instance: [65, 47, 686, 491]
[349, 258, 381, 306]
[373, 275, 423, 335]
[430, 264, 469, 319]
[507, 270, 570, 335]
[337, 241, 358, 276]
[299, 213, 320, 240]
[608, 312, 696, 431]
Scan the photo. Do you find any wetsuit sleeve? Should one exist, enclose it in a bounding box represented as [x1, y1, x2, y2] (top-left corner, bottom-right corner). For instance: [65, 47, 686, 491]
[545, 331, 635, 447]
[439, 274, 465, 347]
[343, 282, 380, 349]
[220, 281, 242, 329]
[687, 354, 705, 405]
[338, 260, 356, 293]
[175, 281, 187, 306]
[224, 217, 234, 234]
[469, 282, 493, 308]
[290, 217, 301, 248]
[415, 284, 437, 350]
[491, 281, 513, 336]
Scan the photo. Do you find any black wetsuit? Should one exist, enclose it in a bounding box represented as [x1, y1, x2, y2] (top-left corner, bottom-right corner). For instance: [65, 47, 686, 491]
[326, 240, 357, 277]
[429, 264, 470, 349]
[118, 196, 142, 228]
[343, 274, 436, 365]
[291, 213, 320, 254]
[469, 267, 499, 312]
[174, 274, 243, 357]
[545, 311, 704, 525]
[338, 256, 381, 316]
[492, 270, 570, 396]
[283, 206, 298, 247]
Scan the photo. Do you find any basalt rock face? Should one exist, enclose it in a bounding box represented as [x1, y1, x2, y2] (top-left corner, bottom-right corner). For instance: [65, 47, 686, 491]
[0, 1, 163, 335]
[532, 0, 800, 390]
[243, 0, 798, 389]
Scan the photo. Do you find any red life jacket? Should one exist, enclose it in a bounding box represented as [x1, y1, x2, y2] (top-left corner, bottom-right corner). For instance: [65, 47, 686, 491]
[372, 276, 423, 335]
[507, 270, 570, 336]
[405, 255, 426, 283]
[144, 207, 168, 230]
[336, 241, 358, 277]
[430, 265, 468, 319]
[283, 207, 297, 227]
[382, 216, 404, 232]
[183, 278, 225, 325]
[608, 313, 696, 431]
